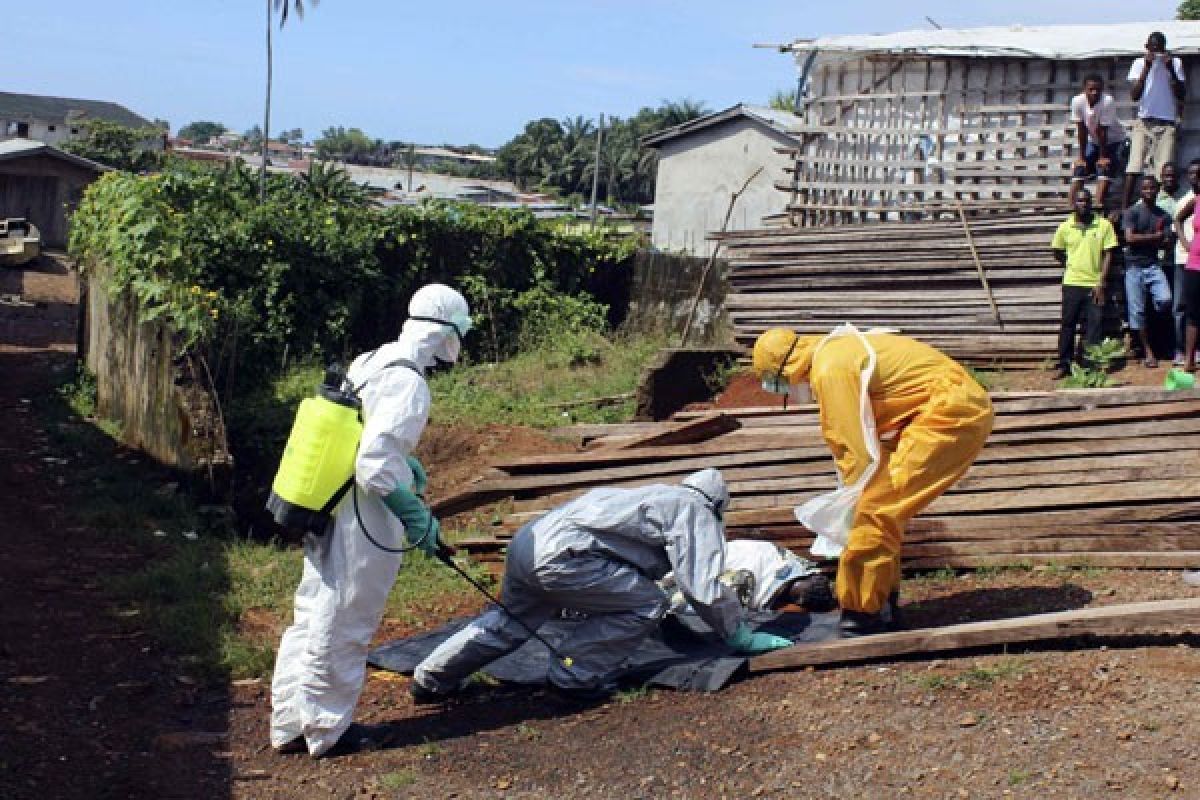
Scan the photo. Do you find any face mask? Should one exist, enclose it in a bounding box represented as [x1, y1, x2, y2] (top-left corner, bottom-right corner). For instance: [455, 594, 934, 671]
[761, 374, 789, 395]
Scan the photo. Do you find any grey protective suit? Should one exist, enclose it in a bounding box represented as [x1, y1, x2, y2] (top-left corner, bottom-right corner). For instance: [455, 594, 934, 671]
[413, 468, 744, 693]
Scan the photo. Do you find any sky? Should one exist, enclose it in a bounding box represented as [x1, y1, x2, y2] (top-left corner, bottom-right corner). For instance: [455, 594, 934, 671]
[6, 0, 1183, 148]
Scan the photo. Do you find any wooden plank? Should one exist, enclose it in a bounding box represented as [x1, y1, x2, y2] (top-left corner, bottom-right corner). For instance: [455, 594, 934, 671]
[748, 598, 1200, 672]
[616, 413, 741, 450]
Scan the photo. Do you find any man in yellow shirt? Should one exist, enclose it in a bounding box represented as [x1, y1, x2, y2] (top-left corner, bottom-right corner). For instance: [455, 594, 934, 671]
[752, 328, 993, 636]
[1050, 188, 1119, 380]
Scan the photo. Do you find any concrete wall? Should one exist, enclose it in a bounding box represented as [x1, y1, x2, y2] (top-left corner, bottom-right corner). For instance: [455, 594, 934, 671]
[83, 269, 231, 484]
[650, 118, 796, 257]
[624, 250, 730, 344]
[1, 120, 78, 147]
[0, 155, 101, 247]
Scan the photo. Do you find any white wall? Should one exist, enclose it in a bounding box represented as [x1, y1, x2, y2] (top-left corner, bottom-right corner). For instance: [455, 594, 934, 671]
[651, 118, 796, 257]
[1, 119, 81, 147]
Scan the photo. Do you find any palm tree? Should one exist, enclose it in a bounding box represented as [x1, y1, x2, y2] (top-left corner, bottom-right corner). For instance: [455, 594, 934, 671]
[263, 0, 317, 199]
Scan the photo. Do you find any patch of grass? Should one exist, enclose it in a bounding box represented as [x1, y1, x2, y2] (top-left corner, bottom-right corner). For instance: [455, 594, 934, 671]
[615, 685, 652, 704]
[1008, 768, 1031, 786]
[911, 567, 957, 583]
[515, 723, 540, 740]
[379, 771, 417, 789]
[415, 741, 443, 757]
[703, 355, 740, 396]
[915, 674, 949, 691]
[429, 330, 669, 428]
[966, 365, 1007, 391]
[974, 563, 1034, 579]
[961, 658, 1027, 687]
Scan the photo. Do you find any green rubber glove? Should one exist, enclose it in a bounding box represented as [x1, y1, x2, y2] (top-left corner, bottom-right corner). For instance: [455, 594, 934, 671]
[726, 623, 794, 655]
[382, 486, 440, 556]
[405, 454, 428, 496]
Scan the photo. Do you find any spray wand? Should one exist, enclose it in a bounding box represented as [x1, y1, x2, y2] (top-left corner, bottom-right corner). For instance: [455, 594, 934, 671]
[434, 544, 574, 669]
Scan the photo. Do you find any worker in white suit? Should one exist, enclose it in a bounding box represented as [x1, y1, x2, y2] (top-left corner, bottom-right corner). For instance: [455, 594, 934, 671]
[270, 283, 471, 758]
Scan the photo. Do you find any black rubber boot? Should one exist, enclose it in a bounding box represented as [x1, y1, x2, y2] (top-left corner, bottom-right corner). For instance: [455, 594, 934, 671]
[315, 723, 398, 758]
[838, 609, 891, 638]
[274, 736, 307, 755]
[410, 680, 459, 706]
[888, 590, 904, 630]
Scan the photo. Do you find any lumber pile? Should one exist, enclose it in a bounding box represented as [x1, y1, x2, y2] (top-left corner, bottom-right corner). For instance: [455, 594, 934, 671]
[442, 390, 1200, 573]
[716, 208, 1085, 367]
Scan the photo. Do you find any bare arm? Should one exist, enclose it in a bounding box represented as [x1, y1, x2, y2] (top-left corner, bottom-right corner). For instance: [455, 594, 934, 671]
[1179, 196, 1197, 254]
[1131, 55, 1153, 102]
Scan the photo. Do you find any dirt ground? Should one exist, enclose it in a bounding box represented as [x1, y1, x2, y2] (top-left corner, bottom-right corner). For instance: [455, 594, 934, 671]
[4, 260, 1200, 799]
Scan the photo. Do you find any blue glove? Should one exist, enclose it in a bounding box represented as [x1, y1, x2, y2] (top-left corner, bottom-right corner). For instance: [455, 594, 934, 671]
[726, 623, 794, 655]
[382, 486, 441, 557]
[405, 454, 428, 496]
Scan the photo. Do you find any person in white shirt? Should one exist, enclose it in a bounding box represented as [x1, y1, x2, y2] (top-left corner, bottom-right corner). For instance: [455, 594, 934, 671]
[1124, 31, 1186, 208]
[1069, 74, 1127, 208]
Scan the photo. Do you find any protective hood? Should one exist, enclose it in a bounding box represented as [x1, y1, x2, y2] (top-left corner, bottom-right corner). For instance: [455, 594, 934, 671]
[752, 328, 822, 385]
[399, 284, 471, 369]
[681, 468, 730, 519]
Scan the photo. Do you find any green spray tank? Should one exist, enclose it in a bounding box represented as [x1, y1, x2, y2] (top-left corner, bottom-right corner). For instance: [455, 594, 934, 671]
[266, 364, 364, 535]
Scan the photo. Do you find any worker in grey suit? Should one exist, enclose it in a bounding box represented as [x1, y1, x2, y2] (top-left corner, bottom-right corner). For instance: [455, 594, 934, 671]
[411, 468, 793, 701]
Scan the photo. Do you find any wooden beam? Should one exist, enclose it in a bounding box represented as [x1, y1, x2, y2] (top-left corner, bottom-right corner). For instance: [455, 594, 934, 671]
[748, 598, 1200, 672]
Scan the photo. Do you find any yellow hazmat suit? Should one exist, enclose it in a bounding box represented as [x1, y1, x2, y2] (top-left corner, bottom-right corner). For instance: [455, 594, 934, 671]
[752, 328, 994, 614]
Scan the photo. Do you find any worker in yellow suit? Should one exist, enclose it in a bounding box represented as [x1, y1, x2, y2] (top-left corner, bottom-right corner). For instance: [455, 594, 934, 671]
[752, 326, 994, 636]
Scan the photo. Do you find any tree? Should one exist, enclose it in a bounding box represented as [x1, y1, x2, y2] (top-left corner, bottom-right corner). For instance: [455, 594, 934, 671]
[314, 126, 375, 163]
[178, 120, 228, 143]
[768, 89, 799, 113]
[1179, 0, 1200, 19]
[61, 119, 163, 172]
[263, 0, 317, 199]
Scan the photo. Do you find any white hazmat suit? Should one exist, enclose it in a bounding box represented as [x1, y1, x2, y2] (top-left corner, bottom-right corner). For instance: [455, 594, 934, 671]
[413, 468, 746, 694]
[270, 284, 469, 757]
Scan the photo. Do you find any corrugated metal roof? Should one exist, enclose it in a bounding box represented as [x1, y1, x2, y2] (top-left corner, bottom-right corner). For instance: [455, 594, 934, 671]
[641, 104, 801, 147]
[789, 20, 1200, 60]
[0, 138, 110, 172]
[0, 91, 153, 129]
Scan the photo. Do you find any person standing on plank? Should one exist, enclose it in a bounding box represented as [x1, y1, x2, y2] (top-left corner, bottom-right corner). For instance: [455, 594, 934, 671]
[1121, 174, 1173, 368]
[1123, 30, 1186, 209]
[1156, 162, 1191, 366]
[1051, 187, 1120, 380]
[752, 326, 994, 637]
[1069, 73, 1127, 209]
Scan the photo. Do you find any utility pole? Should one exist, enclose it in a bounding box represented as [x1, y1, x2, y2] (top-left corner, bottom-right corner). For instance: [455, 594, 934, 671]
[589, 113, 604, 228]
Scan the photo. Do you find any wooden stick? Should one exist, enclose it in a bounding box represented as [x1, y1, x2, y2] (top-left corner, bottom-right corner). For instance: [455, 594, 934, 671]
[955, 199, 1003, 328]
[679, 166, 764, 347]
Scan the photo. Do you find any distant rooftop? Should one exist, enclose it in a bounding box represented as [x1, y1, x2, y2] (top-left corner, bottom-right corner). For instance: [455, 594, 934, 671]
[641, 104, 802, 148]
[0, 91, 153, 129]
[785, 20, 1200, 60]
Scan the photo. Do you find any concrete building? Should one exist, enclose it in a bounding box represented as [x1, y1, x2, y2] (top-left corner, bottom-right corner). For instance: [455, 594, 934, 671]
[0, 139, 108, 248]
[0, 91, 155, 148]
[642, 104, 802, 256]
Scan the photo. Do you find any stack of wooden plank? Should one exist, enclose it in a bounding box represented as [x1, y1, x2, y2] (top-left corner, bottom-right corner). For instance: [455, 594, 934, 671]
[718, 208, 1080, 367]
[440, 389, 1200, 573]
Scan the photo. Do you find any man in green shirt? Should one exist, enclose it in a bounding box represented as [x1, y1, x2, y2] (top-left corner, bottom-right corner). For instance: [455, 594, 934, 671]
[1050, 188, 1119, 379]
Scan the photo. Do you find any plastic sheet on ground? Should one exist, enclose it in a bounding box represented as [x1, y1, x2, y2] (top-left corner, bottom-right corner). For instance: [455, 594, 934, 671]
[368, 609, 842, 692]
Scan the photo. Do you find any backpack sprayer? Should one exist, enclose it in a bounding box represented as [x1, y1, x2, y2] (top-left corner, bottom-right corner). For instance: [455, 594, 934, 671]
[266, 363, 363, 536]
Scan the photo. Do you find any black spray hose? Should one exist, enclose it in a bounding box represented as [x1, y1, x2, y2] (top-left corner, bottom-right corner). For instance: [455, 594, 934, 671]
[435, 550, 575, 668]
